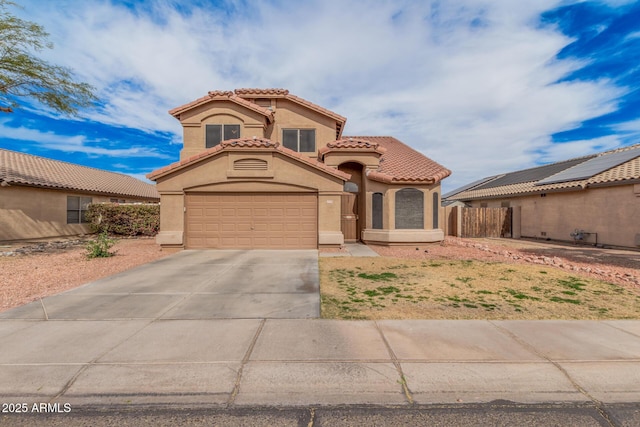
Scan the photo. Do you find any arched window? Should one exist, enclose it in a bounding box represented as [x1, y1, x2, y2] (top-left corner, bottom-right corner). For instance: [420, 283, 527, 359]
[372, 193, 383, 229]
[395, 188, 423, 229]
[433, 192, 439, 229]
[344, 182, 359, 193]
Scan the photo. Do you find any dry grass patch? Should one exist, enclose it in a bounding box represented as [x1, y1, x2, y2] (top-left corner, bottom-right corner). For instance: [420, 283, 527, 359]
[319, 257, 640, 320]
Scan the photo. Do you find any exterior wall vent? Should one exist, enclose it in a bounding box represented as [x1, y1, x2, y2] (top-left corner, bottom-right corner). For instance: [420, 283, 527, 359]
[234, 158, 268, 171]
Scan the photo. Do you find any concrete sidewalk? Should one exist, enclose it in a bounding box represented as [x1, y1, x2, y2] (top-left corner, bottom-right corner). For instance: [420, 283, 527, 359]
[1, 318, 639, 407]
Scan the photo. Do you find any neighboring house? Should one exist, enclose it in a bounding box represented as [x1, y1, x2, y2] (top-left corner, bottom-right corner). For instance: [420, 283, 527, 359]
[444, 144, 640, 248]
[0, 149, 159, 241]
[147, 88, 450, 250]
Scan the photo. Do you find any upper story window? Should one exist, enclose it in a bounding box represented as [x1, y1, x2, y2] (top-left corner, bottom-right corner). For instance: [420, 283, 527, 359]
[283, 129, 315, 152]
[206, 124, 240, 148]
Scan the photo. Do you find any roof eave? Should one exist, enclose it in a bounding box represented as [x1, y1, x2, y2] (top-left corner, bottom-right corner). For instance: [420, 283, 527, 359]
[4, 181, 159, 200]
[169, 93, 274, 123]
[147, 139, 350, 182]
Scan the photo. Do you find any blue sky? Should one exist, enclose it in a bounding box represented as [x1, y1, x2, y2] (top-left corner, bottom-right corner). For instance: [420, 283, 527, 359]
[1, 0, 639, 191]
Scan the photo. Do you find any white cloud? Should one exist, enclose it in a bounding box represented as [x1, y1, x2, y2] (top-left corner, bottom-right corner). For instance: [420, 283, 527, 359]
[614, 118, 640, 132]
[14, 0, 632, 191]
[534, 135, 622, 163]
[1, 120, 169, 158]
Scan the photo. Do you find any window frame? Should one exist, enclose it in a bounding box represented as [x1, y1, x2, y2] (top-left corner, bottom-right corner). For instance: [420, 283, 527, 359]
[67, 196, 92, 224]
[282, 128, 316, 152]
[432, 192, 439, 229]
[395, 188, 424, 229]
[372, 192, 383, 230]
[205, 124, 241, 148]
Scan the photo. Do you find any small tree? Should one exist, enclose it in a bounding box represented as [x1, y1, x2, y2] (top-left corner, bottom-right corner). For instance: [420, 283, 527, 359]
[0, 0, 97, 114]
[86, 231, 117, 259]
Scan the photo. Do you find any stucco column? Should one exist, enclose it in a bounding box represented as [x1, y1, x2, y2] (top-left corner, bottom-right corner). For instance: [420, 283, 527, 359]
[156, 193, 185, 247]
[512, 206, 522, 239]
[386, 188, 396, 230]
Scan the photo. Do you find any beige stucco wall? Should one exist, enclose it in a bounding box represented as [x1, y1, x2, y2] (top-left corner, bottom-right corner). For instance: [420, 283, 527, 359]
[270, 99, 338, 156]
[322, 152, 381, 170]
[179, 100, 268, 160]
[0, 186, 148, 241]
[467, 184, 640, 248]
[176, 98, 339, 161]
[154, 149, 345, 248]
[361, 180, 445, 244]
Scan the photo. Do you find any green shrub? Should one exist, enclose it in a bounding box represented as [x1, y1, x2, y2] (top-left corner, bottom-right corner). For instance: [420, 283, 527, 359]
[86, 203, 159, 236]
[86, 232, 117, 259]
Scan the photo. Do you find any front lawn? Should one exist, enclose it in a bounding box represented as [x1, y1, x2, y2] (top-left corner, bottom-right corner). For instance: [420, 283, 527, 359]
[319, 257, 640, 320]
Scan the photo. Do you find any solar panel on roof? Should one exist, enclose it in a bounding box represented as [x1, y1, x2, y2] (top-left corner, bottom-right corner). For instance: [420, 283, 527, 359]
[442, 175, 502, 199]
[535, 146, 640, 186]
[475, 156, 595, 190]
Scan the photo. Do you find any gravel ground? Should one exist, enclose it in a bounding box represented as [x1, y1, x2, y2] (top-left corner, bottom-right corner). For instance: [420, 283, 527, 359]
[371, 237, 640, 290]
[2, 236, 638, 313]
[0, 237, 169, 312]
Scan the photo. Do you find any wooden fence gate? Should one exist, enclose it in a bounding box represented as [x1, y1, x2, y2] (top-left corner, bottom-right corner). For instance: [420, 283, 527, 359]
[460, 207, 512, 238]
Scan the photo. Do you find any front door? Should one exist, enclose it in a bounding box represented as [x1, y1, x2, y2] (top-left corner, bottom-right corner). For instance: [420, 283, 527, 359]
[341, 193, 359, 242]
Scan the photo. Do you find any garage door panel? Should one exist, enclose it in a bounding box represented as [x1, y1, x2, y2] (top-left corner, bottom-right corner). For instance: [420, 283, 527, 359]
[253, 223, 270, 232]
[268, 223, 284, 232]
[300, 223, 316, 232]
[186, 193, 317, 249]
[253, 208, 268, 216]
[221, 208, 236, 217]
[204, 223, 219, 232]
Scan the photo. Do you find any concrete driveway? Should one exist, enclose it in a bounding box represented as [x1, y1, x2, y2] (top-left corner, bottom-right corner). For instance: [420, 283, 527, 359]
[1, 249, 320, 320]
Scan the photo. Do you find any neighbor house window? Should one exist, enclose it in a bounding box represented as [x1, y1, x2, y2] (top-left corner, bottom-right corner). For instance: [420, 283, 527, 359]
[67, 196, 92, 224]
[372, 192, 383, 229]
[283, 129, 315, 152]
[395, 188, 423, 229]
[205, 124, 240, 148]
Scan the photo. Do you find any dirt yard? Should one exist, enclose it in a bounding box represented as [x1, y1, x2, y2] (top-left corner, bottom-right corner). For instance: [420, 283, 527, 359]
[2, 235, 638, 319]
[320, 237, 640, 320]
[0, 237, 169, 312]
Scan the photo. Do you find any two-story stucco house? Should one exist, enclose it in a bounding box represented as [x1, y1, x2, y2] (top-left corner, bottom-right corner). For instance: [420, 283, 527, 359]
[147, 89, 450, 250]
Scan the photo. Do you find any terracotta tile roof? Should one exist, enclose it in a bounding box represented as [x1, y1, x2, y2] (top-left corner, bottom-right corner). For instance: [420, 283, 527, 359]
[170, 88, 346, 139]
[588, 152, 640, 184]
[450, 180, 586, 200]
[169, 91, 274, 122]
[147, 138, 350, 181]
[0, 149, 159, 200]
[282, 93, 347, 123]
[447, 143, 640, 201]
[233, 89, 347, 140]
[318, 138, 387, 157]
[234, 88, 290, 96]
[220, 138, 279, 149]
[342, 136, 451, 184]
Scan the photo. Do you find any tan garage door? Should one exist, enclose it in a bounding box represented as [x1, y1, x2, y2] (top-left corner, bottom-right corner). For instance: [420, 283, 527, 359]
[185, 193, 317, 249]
